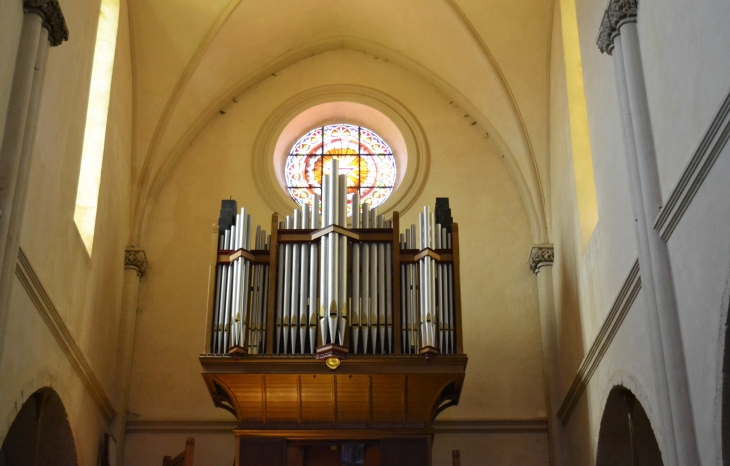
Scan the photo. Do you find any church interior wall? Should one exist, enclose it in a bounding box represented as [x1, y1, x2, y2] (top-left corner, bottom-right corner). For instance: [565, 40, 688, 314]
[0, 0, 23, 147]
[549, 0, 730, 465]
[124, 49, 550, 465]
[639, 0, 730, 197]
[548, 0, 588, 405]
[0, 0, 134, 462]
[663, 143, 730, 465]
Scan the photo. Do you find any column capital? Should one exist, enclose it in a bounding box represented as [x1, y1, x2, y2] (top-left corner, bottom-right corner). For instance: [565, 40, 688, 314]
[528, 244, 554, 274]
[124, 248, 148, 277]
[597, 0, 638, 55]
[23, 0, 69, 47]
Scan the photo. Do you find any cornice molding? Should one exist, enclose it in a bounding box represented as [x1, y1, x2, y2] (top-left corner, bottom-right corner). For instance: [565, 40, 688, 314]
[15, 248, 116, 423]
[597, 0, 638, 55]
[23, 0, 69, 47]
[557, 259, 641, 424]
[528, 244, 554, 274]
[125, 418, 548, 435]
[654, 86, 730, 241]
[124, 248, 148, 277]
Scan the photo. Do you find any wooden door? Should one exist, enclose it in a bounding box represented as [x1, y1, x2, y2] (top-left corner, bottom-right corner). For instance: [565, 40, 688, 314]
[303, 445, 341, 466]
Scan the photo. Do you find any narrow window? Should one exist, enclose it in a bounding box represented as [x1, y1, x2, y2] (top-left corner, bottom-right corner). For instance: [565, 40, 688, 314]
[560, 0, 598, 250]
[74, 0, 120, 254]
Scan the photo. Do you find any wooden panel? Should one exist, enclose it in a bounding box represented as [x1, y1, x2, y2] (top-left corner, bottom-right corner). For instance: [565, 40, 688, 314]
[371, 375, 405, 424]
[406, 375, 453, 425]
[380, 438, 430, 466]
[202, 356, 467, 428]
[336, 375, 370, 424]
[265, 375, 298, 423]
[219, 374, 263, 422]
[303, 445, 341, 466]
[300, 374, 334, 423]
[365, 444, 380, 466]
[239, 438, 287, 466]
[287, 445, 304, 466]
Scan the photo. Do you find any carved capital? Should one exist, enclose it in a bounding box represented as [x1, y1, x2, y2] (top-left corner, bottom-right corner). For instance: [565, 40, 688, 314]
[23, 0, 69, 47]
[124, 249, 148, 277]
[597, 0, 638, 55]
[528, 245, 554, 274]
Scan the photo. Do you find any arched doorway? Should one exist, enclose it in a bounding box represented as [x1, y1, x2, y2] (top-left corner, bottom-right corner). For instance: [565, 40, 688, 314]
[0, 388, 78, 466]
[722, 297, 730, 465]
[596, 386, 663, 466]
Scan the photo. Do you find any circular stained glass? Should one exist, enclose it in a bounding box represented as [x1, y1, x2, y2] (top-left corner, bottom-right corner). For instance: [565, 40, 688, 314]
[285, 124, 396, 215]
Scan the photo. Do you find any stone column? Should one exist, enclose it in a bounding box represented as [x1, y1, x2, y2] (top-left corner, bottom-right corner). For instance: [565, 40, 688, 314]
[598, 2, 700, 465]
[529, 245, 568, 466]
[609, 31, 678, 466]
[0, 0, 68, 363]
[110, 248, 148, 465]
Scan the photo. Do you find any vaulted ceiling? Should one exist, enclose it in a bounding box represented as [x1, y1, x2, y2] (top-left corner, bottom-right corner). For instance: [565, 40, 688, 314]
[127, 0, 555, 244]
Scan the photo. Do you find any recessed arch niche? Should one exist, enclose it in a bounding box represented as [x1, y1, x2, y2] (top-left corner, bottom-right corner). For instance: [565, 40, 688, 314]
[596, 386, 663, 466]
[252, 85, 430, 217]
[0, 388, 78, 466]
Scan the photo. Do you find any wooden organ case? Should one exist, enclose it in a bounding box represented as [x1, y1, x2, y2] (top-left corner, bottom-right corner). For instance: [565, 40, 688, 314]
[200, 163, 467, 466]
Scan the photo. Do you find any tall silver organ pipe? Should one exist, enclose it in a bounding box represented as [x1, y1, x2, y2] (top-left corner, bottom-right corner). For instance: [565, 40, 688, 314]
[209, 191, 459, 356]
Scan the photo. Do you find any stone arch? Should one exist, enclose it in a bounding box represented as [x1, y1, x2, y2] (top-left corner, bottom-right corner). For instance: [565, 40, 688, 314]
[596, 386, 663, 466]
[0, 388, 78, 466]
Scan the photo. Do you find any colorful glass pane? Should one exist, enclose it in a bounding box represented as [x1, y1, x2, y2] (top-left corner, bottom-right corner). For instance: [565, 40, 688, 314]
[284, 124, 396, 215]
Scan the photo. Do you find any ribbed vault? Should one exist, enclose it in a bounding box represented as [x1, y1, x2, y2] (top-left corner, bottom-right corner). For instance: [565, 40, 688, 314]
[127, 0, 554, 245]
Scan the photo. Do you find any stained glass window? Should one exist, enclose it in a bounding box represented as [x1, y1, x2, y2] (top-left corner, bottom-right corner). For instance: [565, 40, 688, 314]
[285, 124, 396, 215]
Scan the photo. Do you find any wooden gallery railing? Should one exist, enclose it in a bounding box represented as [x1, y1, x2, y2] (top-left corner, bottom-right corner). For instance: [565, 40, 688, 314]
[203, 198, 463, 360]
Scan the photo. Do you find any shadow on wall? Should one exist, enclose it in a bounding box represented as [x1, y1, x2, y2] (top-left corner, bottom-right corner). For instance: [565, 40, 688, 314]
[0, 388, 78, 466]
[596, 386, 662, 466]
[720, 296, 730, 466]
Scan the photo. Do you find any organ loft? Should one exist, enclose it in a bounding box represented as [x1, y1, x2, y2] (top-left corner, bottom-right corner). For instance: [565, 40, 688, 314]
[201, 159, 467, 465]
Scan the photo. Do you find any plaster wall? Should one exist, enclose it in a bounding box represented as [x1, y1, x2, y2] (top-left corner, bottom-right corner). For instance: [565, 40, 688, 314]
[0, 0, 23, 148]
[664, 141, 730, 465]
[550, 0, 730, 464]
[126, 49, 548, 463]
[550, 0, 662, 462]
[549, 1, 588, 402]
[0, 0, 134, 463]
[431, 432, 550, 466]
[638, 0, 730, 197]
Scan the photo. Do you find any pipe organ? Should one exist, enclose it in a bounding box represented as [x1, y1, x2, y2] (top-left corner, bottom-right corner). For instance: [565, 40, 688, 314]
[201, 160, 467, 466]
[208, 161, 461, 359]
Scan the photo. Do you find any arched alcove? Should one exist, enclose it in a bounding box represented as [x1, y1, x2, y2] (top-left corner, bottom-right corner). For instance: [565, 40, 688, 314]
[0, 388, 78, 466]
[721, 296, 730, 465]
[596, 386, 663, 466]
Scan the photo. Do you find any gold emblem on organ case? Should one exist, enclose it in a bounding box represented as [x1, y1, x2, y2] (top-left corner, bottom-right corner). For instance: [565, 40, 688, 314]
[325, 357, 341, 370]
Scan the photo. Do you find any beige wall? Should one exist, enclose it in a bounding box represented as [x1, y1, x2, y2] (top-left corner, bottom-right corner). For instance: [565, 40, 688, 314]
[0, 0, 134, 464]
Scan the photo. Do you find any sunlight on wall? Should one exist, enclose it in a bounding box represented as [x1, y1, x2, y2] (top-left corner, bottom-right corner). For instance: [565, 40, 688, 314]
[560, 0, 598, 251]
[74, 0, 120, 255]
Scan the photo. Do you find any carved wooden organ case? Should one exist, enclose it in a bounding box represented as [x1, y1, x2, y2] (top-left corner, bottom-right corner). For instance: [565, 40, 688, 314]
[200, 164, 467, 465]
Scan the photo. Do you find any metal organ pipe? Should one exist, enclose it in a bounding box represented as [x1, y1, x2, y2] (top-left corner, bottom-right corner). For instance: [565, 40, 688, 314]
[210, 191, 459, 357]
[361, 201, 371, 353]
[308, 194, 319, 353]
[351, 192, 361, 353]
[298, 205, 310, 354]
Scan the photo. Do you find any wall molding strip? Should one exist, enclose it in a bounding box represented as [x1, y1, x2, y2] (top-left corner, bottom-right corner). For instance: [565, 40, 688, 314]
[432, 418, 548, 434]
[654, 86, 730, 241]
[125, 419, 548, 435]
[557, 259, 641, 424]
[15, 248, 116, 423]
